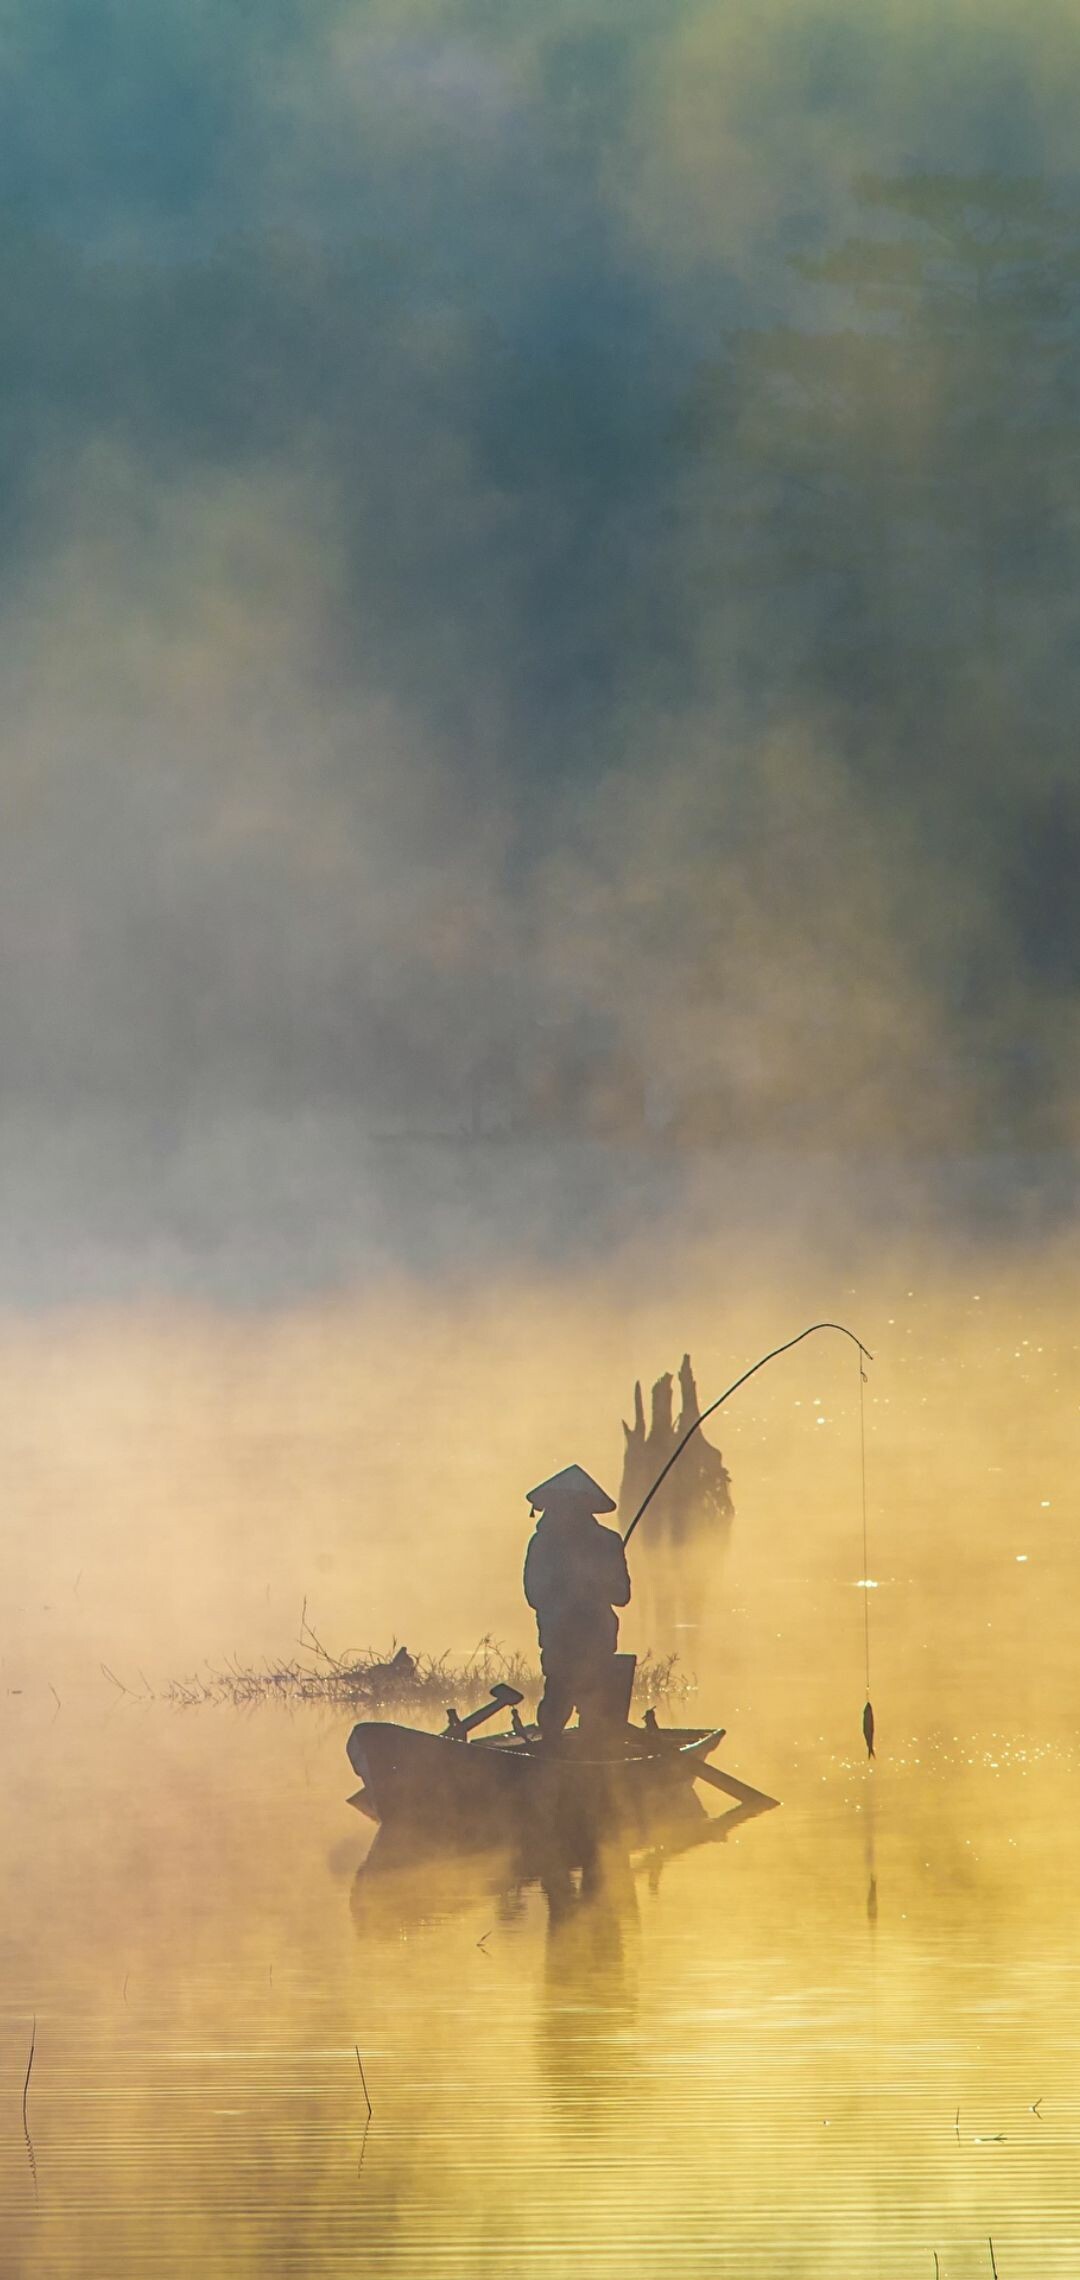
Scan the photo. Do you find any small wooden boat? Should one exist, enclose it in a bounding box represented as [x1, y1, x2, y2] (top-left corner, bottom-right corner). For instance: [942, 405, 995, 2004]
[346, 1680, 779, 1856]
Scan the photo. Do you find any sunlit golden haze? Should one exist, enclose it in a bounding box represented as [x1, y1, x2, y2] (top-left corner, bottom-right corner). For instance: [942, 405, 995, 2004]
[3, 1249, 1075, 1758]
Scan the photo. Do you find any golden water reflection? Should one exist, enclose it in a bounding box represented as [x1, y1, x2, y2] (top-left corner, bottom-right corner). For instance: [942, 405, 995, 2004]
[2, 1694, 1079, 2276]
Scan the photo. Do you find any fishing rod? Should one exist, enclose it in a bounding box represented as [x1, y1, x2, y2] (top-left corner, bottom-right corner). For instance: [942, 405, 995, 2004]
[621, 1318, 877, 1759]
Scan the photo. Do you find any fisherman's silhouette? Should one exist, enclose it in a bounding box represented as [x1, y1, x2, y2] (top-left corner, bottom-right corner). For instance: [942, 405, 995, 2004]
[523, 1465, 631, 1739]
[619, 1354, 734, 1649]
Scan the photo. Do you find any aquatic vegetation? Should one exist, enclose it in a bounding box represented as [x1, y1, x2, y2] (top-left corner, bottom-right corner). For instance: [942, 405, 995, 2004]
[163, 1625, 692, 1714]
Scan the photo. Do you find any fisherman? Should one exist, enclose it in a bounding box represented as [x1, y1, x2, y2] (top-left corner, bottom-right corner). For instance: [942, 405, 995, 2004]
[523, 1465, 631, 1739]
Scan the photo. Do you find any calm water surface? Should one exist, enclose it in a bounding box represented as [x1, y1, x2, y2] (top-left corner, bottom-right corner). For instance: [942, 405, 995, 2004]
[2, 1692, 1077, 2278]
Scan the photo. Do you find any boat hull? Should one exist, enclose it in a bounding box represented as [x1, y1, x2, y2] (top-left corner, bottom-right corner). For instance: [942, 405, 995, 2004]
[345, 1720, 744, 1854]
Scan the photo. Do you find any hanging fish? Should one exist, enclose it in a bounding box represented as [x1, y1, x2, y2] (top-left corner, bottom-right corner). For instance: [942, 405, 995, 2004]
[862, 1699, 876, 1759]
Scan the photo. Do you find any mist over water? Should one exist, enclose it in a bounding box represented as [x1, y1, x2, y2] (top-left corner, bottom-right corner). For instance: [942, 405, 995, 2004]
[2, 1259, 1075, 1739]
[5, 1241, 1077, 2271]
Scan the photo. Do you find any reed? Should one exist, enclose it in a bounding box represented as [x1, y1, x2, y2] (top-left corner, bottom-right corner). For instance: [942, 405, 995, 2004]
[21, 2016, 37, 2194]
[355, 2047, 373, 2120]
[21, 2018, 35, 2131]
[163, 1631, 692, 1714]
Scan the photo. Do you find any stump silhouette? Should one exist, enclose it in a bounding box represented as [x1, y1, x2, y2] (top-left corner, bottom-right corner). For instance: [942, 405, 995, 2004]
[618, 1355, 733, 1650]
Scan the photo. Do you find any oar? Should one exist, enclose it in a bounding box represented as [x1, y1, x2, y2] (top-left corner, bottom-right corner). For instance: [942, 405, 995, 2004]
[445, 1682, 524, 1739]
[691, 1759, 781, 1812]
[644, 1797, 772, 1861]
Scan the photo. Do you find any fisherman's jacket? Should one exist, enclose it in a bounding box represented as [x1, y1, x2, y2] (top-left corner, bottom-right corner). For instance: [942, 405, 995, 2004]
[523, 1513, 631, 1655]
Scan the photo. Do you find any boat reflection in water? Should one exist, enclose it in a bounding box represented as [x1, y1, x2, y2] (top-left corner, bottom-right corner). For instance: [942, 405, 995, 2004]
[349, 1824, 524, 1939]
[346, 1665, 782, 2117]
[349, 1741, 780, 1945]
[351, 1770, 779, 2148]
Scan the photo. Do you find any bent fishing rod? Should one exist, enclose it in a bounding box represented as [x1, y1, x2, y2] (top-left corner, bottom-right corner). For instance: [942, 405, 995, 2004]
[620, 1319, 877, 1758]
[621, 1321, 873, 1547]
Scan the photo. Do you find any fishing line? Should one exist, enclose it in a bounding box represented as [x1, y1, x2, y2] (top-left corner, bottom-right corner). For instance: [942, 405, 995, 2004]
[620, 1318, 876, 1759]
[859, 1350, 876, 1762]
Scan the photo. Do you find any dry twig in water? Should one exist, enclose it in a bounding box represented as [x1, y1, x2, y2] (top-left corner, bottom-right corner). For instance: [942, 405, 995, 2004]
[22, 2017, 35, 2128]
[22, 2017, 37, 2191]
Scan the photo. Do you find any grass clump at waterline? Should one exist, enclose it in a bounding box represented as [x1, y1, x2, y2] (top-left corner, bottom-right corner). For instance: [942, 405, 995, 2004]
[163, 1611, 693, 1714]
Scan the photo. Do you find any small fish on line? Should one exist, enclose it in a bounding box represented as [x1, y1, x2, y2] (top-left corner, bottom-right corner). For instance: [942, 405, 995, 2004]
[862, 1700, 876, 1759]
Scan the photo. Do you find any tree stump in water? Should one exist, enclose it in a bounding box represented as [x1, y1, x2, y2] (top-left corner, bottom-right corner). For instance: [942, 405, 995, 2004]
[618, 1355, 733, 1650]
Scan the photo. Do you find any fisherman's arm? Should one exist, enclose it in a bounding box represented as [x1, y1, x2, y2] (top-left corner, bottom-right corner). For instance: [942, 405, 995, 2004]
[604, 1530, 632, 1606]
[523, 1533, 543, 1610]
